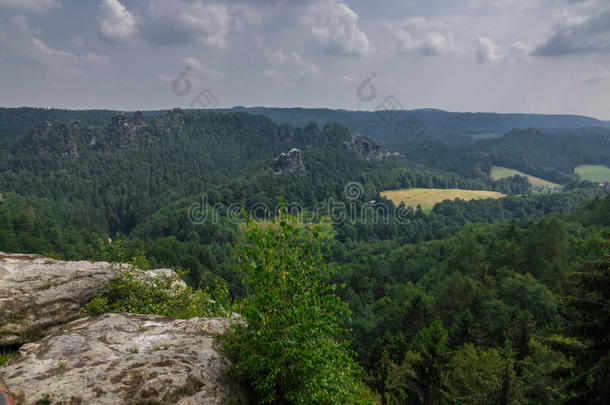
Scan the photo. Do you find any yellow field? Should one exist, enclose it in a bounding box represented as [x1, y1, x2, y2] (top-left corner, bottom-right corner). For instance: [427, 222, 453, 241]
[381, 188, 506, 211]
[491, 166, 559, 187]
[575, 165, 610, 183]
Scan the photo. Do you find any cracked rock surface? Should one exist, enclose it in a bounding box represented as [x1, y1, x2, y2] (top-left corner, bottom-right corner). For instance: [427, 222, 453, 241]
[0, 252, 178, 346]
[1, 313, 246, 404]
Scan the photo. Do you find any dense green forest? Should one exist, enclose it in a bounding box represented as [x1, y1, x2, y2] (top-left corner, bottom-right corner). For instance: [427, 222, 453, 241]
[0, 108, 608, 403]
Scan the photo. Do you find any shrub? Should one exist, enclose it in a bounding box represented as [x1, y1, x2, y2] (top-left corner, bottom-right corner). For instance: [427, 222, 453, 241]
[84, 265, 232, 319]
[222, 208, 373, 404]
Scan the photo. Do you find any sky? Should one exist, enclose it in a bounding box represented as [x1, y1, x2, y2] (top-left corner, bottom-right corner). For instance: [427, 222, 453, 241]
[0, 0, 609, 119]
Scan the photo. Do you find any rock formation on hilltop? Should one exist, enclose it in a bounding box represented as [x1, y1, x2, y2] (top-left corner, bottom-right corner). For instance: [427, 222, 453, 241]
[111, 111, 144, 128]
[2, 313, 246, 404]
[343, 133, 404, 161]
[274, 148, 306, 174]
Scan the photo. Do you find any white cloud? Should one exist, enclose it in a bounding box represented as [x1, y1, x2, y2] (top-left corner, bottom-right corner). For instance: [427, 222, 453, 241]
[476, 36, 504, 63]
[143, 1, 230, 48]
[0, 0, 61, 13]
[395, 30, 456, 56]
[266, 50, 320, 80]
[303, 0, 372, 57]
[98, 0, 137, 44]
[182, 57, 202, 71]
[510, 40, 533, 55]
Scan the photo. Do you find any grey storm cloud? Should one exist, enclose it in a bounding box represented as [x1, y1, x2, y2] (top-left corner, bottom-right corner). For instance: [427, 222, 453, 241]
[533, 11, 610, 56]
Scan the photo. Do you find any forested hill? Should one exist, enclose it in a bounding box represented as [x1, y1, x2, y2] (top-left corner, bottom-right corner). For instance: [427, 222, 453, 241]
[0, 109, 492, 234]
[0, 107, 120, 143]
[2, 106, 609, 145]
[220, 106, 610, 143]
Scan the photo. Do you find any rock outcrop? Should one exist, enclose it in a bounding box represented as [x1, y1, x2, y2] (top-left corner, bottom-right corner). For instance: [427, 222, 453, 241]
[343, 134, 404, 161]
[111, 112, 144, 128]
[274, 148, 306, 174]
[0, 253, 177, 346]
[1, 313, 246, 404]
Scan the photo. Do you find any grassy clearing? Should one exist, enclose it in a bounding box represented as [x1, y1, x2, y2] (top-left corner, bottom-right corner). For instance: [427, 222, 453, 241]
[381, 188, 506, 211]
[491, 166, 559, 187]
[575, 165, 610, 183]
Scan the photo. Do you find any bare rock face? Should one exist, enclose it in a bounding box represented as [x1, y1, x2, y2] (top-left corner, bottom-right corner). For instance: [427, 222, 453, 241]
[343, 134, 405, 161]
[0, 253, 114, 346]
[274, 148, 306, 174]
[1, 313, 246, 404]
[0, 252, 177, 346]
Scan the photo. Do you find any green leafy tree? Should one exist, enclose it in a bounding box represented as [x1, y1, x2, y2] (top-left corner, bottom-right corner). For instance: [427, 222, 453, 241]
[223, 208, 372, 404]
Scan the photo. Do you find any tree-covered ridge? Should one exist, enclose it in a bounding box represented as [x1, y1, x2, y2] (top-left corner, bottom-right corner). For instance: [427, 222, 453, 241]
[1, 109, 509, 235]
[222, 106, 610, 143]
[0, 107, 120, 143]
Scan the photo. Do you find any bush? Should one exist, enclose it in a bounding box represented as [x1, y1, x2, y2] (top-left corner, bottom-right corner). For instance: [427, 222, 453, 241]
[84, 265, 232, 319]
[222, 208, 373, 404]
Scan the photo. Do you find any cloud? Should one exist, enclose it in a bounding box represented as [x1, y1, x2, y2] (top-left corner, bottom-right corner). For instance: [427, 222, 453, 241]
[0, 15, 109, 77]
[0, 0, 61, 13]
[85, 52, 110, 66]
[182, 56, 202, 71]
[142, 1, 230, 48]
[0, 15, 81, 76]
[98, 0, 137, 44]
[70, 36, 84, 47]
[510, 40, 533, 55]
[266, 50, 320, 80]
[476, 36, 504, 63]
[533, 11, 610, 56]
[582, 66, 610, 83]
[395, 30, 456, 56]
[303, 0, 372, 57]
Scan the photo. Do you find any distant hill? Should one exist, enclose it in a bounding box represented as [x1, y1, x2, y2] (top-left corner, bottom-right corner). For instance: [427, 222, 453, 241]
[217, 106, 610, 144]
[1, 106, 608, 145]
[0, 108, 120, 144]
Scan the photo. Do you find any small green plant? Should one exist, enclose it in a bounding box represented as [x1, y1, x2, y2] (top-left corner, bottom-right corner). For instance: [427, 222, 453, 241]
[0, 350, 13, 366]
[58, 362, 67, 369]
[39, 282, 53, 290]
[138, 326, 149, 332]
[130, 348, 139, 354]
[163, 343, 170, 350]
[152, 346, 161, 351]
